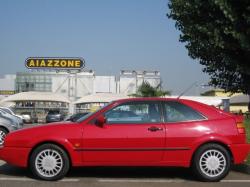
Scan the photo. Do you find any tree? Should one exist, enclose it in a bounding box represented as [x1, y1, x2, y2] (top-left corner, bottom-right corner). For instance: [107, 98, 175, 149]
[131, 81, 171, 97]
[168, 0, 250, 109]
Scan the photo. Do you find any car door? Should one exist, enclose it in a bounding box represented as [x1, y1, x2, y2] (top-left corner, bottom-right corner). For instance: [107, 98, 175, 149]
[82, 101, 166, 164]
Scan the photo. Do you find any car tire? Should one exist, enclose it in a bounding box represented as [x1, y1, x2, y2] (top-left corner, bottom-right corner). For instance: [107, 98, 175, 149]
[192, 143, 231, 182]
[29, 144, 70, 181]
[0, 127, 8, 145]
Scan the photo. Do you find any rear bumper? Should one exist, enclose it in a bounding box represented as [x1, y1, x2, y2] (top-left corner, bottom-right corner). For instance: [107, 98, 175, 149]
[0, 146, 31, 167]
[230, 144, 250, 164]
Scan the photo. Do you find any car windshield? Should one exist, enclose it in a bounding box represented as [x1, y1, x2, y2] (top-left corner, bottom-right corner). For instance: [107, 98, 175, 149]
[0, 108, 11, 114]
[76, 102, 114, 122]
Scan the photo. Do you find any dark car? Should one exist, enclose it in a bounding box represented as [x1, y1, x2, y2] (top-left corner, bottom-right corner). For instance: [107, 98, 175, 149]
[65, 112, 89, 122]
[46, 110, 64, 123]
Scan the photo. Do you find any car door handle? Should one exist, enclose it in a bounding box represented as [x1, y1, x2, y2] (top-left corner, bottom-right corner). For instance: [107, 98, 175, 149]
[148, 126, 163, 132]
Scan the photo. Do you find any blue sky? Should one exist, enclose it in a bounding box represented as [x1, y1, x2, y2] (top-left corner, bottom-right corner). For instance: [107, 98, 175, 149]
[0, 0, 210, 95]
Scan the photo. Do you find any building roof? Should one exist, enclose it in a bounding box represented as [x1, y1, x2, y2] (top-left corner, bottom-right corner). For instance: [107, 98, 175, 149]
[0, 95, 5, 101]
[74, 93, 129, 104]
[0, 91, 70, 103]
[230, 94, 249, 104]
[167, 96, 228, 106]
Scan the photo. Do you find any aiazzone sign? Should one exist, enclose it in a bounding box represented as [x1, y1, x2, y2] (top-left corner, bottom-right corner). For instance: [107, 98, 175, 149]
[25, 57, 85, 70]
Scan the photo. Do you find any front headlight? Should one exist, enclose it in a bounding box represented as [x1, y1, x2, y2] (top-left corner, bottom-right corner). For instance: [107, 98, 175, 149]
[11, 122, 19, 129]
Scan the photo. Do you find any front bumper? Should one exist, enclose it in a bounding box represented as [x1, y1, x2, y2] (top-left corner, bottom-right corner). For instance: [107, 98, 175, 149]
[0, 146, 31, 167]
[230, 143, 250, 164]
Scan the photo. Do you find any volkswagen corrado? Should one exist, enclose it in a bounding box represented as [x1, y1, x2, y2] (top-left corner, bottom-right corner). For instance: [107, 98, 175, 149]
[0, 98, 249, 181]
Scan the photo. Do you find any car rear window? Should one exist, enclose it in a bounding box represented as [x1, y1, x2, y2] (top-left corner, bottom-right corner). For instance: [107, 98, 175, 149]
[164, 101, 206, 122]
[48, 111, 60, 115]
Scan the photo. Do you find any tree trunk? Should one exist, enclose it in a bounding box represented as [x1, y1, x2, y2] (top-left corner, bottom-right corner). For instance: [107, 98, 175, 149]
[248, 94, 250, 112]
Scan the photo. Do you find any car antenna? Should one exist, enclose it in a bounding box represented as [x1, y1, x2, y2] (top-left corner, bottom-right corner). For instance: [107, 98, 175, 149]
[177, 82, 198, 100]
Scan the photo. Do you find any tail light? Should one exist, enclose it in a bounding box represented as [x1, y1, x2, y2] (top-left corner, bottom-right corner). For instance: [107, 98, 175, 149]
[236, 122, 246, 134]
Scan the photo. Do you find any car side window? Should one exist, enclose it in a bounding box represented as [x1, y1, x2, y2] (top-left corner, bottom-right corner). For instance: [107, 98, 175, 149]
[164, 101, 206, 122]
[105, 101, 161, 124]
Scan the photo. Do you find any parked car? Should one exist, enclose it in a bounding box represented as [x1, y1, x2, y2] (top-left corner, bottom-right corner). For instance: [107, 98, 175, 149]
[0, 108, 23, 127]
[21, 112, 38, 124]
[46, 110, 65, 123]
[0, 107, 23, 120]
[0, 109, 23, 127]
[0, 98, 250, 181]
[65, 112, 89, 122]
[0, 110, 22, 145]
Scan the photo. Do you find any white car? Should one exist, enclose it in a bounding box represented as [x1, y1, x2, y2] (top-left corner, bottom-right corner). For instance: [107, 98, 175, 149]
[0, 107, 23, 120]
[0, 109, 23, 145]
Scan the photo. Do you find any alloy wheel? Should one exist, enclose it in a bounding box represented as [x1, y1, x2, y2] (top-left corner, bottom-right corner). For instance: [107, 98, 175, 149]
[35, 149, 63, 178]
[199, 149, 226, 177]
[0, 130, 7, 145]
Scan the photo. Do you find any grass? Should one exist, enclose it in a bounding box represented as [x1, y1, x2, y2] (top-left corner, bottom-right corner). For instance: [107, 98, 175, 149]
[244, 118, 250, 165]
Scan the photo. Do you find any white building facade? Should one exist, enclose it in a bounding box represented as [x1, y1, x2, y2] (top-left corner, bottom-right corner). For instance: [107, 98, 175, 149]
[0, 70, 161, 101]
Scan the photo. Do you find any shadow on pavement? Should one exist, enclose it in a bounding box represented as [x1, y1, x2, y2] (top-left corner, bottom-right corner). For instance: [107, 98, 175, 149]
[232, 164, 250, 175]
[68, 166, 196, 180]
[0, 163, 197, 181]
[0, 163, 33, 178]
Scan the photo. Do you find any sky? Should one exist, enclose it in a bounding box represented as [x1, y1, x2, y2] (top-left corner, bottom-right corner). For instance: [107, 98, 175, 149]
[0, 0, 211, 95]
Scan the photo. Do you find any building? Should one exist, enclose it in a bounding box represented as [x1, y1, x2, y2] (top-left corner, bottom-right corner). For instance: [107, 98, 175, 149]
[201, 89, 249, 113]
[14, 70, 161, 99]
[0, 74, 16, 98]
[0, 92, 70, 122]
[201, 89, 240, 97]
[230, 94, 249, 113]
[15, 71, 115, 101]
[74, 93, 129, 112]
[0, 70, 161, 116]
[118, 70, 161, 94]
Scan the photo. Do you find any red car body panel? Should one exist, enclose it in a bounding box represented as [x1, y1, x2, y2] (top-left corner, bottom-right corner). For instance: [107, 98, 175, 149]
[0, 98, 250, 168]
[81, 123, 165, 163]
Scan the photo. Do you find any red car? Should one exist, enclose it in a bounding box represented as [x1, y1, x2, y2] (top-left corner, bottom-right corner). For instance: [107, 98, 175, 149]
[0, 98, 249, 181]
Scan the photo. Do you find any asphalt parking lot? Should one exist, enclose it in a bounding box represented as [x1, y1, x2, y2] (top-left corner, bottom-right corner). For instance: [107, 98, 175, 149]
[0, 160, 250, 187]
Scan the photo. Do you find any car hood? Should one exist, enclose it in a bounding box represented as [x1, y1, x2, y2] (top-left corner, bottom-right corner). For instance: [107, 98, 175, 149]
[4, 121, 80, 148]
[23, 121, 76, 129]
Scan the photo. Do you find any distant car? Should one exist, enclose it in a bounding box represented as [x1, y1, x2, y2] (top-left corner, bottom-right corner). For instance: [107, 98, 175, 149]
[65, 112, 89, 122]
[1, 98, 250, 181]
[0, 107, 23, 120]
[21, 112, 38, 124]
[0, 110, 22, 145]
[0, 107, 23, 127]
[46, 110, 64, 123]
[0, 109, 23, 128]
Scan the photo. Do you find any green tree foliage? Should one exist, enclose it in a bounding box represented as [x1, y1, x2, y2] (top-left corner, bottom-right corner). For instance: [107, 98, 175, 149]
[131, 81, 171, 97]
[168, 0, 250, 96]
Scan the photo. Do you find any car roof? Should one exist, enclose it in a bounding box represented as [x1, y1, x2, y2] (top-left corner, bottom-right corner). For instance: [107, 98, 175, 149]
[113, 97, 187, 103]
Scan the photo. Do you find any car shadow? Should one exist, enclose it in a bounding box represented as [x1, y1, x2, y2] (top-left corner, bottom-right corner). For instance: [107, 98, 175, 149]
[68, 166, 196, 180]
[0, 163, 196, 181]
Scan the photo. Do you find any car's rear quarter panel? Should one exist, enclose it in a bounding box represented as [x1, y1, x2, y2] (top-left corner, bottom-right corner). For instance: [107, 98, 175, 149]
[163, 118, 238, 166]
[163, 99, 245, 167]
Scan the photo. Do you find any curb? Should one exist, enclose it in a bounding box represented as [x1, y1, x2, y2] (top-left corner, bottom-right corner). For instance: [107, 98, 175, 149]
[232, 164, 250, 174]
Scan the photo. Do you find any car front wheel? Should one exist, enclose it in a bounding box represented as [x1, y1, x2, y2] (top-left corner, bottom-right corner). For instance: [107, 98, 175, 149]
[192, 143, 231, 182]
[29, 144, 70, 181]
[0, 127, 8, 145]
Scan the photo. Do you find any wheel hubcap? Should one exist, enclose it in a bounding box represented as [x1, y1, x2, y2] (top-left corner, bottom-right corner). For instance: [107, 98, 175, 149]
[0, 130, 6, 145]
[199, 149, 226, 177]
[35, 149, 63, 178]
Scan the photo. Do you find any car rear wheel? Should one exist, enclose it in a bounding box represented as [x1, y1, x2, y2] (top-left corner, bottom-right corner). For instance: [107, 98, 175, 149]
[29, 144, 70, 181]
[192, 143, 231, 182]
[0, 127, 8, 145]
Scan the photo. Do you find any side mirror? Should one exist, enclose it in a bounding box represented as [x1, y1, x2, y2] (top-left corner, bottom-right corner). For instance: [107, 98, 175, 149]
[95, 115, 106, 127]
